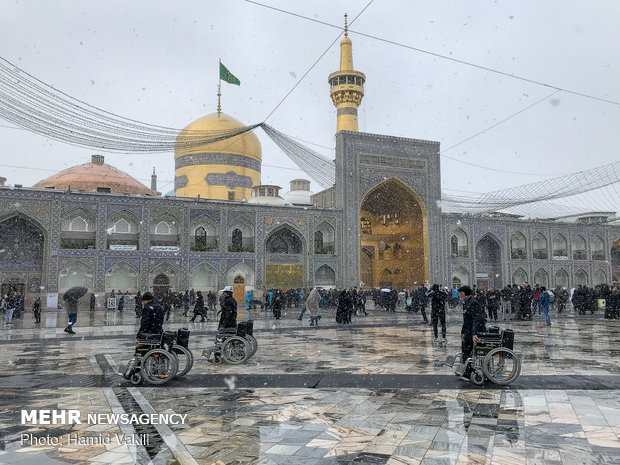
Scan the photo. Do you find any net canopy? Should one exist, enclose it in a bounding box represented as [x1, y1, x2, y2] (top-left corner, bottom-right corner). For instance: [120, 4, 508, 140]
[1, 56, 618, 222]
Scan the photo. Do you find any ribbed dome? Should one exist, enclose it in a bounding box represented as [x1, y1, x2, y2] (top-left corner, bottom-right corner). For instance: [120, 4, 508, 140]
[175, 112, 261, 161]
[33, 155, 155, 196]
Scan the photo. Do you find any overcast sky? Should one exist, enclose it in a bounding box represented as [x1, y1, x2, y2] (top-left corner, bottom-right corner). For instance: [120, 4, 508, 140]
[1, 0, 619, 201]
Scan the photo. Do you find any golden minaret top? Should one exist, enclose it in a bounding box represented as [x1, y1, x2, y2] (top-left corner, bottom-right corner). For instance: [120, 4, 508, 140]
[328, 13, 365, 133]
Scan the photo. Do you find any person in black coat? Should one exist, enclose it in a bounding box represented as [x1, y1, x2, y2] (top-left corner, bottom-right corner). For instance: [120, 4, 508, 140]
[137, 292, 164, 338]
[458, 285, 487, 364]
[271, 291, 283, 320]
[218, 286, 237, 329]
[336, 290, 351, 324]
[427, 284, 448, 342]
[89, 293, 96, 312]
[32, 296, 41, 324]
[190, 291, 206, 322]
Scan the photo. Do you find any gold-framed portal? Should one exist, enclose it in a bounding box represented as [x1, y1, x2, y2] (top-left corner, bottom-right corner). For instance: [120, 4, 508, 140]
[359, 178, 428, 289]
[232, 274, 246, 301]
[265, 264, 304, 289]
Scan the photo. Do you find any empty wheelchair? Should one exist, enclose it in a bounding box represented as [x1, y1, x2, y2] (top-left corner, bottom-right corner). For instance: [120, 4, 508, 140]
[202, 320, 257, 364]
[123, 328, 194, 385]
[450, 327, 521, 386]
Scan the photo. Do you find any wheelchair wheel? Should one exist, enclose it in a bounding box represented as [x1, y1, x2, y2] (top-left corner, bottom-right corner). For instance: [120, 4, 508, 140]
[245, 334, 258, 358]
[141, 349, 178, 384]
[470, 369, 485, 385]
[130, 372, 143, 385]
[221, 337, 249, 364]
[172, 345, 194, 377]
[482, 347, 521, 385]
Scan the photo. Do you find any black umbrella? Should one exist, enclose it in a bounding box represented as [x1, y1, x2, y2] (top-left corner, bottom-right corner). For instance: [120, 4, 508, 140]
[63, 286, 88, 301]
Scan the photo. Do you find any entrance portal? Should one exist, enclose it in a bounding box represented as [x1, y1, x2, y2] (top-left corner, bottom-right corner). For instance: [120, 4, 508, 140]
[359, 179, 428, 288]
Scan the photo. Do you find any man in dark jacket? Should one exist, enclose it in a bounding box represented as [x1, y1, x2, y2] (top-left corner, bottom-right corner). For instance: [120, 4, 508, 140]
[137, 292, 164, 338]
[426, 284, 448, 344]
[459, 285, 487, 363]
[218, 286, 237, 329]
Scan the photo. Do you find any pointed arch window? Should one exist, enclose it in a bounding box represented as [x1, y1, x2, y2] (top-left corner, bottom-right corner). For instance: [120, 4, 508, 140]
[195, 227, 206, 249]
[552, 234, 568, 258]
[591, 236, 605, 261]
[510, 232, 527, 259]
[314, 231, 324, 253]
[572, 235, 587, 260]
[532, 233, 548, 259]
[231, 229, 243, 252]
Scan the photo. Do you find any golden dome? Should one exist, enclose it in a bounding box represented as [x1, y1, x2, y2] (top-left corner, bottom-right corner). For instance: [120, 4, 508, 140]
[33, 155, 156, 196]
[174, 111, 262, 201]
[175, 112, 261, 161]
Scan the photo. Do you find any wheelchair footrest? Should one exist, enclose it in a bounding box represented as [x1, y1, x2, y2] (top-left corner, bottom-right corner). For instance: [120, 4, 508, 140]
[444, 354, 457, 368]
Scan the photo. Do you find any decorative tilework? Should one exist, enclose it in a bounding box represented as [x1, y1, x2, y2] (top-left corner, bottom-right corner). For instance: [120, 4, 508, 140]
[205, 171, 253, 189]
[189, 258, 219, 271]
[105, 257, 140, 272]
[106, 203, 143, 220]
[175, 152, 261, 172]
[60, 201, 98, 216]
[175, 175, 188, 189]
[265, 217, 306, 232]
[190, 209, 220, 222]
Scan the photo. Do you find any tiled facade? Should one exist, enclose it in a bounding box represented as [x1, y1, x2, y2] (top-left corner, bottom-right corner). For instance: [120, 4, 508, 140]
[0, 131, 619, 300]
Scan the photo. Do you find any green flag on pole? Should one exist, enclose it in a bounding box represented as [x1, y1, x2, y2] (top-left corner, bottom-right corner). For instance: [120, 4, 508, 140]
[219, 62, 240, 85]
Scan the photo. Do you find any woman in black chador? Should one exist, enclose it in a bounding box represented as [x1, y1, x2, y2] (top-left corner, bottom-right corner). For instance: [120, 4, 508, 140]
[336, 290, 351, 325]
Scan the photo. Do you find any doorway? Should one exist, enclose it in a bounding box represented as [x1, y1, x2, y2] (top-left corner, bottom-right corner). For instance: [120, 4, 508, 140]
[153, 273, 170, 299]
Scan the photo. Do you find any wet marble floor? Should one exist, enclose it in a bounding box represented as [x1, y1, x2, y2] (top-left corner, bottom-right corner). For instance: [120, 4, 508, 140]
[1, 306, 619, 464]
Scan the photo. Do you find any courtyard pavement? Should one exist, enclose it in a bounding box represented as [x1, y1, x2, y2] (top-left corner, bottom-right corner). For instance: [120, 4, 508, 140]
[0, 304, 619, 464]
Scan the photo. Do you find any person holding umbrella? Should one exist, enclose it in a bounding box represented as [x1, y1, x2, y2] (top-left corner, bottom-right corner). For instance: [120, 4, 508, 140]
[63, 286, 87, 334]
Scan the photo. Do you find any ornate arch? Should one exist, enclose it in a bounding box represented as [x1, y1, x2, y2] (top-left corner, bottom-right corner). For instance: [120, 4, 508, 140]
[226, 262, 255, 287]
[105, 261, 139, 292]
[58, 261, 95, 292]
[315, 264, 336, 286]
[360, 177, 428, 287]
[149, 262, 179, 291]
[512, 267, 528, 286]
[189, 262, 218, 290]
[264, 223, 306, 254]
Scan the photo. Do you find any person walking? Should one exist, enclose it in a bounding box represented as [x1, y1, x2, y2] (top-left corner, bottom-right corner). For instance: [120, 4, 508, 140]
[217, 286, 237, 329]
[117, 292, 124, 312]
[63, 293, 83, 335]
[4, 291, 16, 326]
[306, 287, 321, 326]
[32, 296, 41, 324]
[89, 293, 96, 312]
[540, 286, 552, 325]
[190, 291, 206, 322]
[427, 284, 448, 345]
[271, 291, 283, 320]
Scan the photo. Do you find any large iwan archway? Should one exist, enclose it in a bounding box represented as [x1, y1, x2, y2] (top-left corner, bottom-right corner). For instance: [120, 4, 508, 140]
[359, 178, 428, 288]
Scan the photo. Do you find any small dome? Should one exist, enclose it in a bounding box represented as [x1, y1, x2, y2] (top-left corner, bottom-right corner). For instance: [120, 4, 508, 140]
[33, 155, 155, 196]
[175, 112, 261, 161]
[247, 185, 289, 206]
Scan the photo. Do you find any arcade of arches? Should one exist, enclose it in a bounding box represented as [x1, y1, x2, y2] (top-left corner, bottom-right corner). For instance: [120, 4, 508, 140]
[359, 179, 428, 289]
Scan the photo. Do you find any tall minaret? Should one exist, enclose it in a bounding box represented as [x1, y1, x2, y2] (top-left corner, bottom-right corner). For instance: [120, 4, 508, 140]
[151, 167, 157, 193]
[328, 14, 365, 133]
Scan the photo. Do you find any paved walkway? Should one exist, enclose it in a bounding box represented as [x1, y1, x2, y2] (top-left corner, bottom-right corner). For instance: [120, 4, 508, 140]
[1, 305, 619, 464]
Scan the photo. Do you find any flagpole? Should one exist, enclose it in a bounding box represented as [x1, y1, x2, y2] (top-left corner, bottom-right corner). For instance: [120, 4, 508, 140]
[217, 59, 222, 113]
